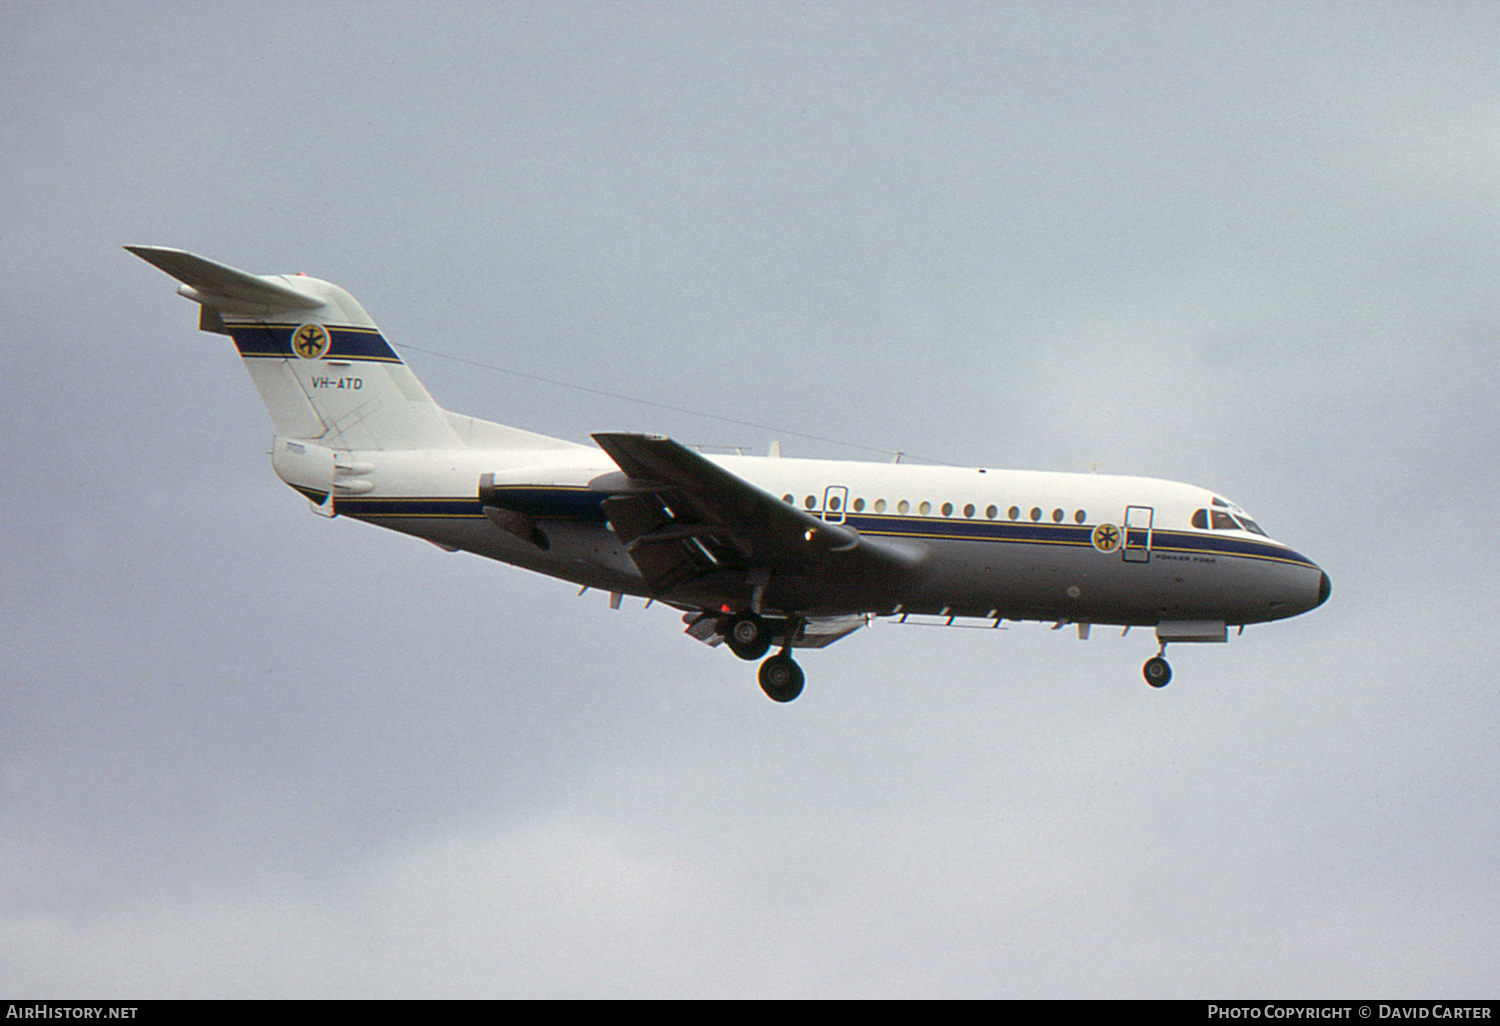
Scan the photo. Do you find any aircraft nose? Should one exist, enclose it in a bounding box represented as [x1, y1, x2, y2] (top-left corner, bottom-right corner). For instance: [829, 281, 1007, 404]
[1315, 569, 1332, 609]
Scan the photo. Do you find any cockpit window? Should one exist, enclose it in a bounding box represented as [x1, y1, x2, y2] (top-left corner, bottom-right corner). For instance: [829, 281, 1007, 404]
[1234, 515, 1267, 536]
[1194, 506, 1270, 535]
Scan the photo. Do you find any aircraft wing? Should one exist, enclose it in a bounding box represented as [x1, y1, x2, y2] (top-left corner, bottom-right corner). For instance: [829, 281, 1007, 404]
[591, 432, 924, 603]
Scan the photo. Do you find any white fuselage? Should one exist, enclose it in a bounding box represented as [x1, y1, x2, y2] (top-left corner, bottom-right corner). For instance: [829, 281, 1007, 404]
[322, 444, 1329, 629]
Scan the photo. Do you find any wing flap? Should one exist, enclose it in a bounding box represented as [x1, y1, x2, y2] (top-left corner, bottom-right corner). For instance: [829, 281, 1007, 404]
[593, 433, 859, 557]
[681, 611, 869, 649]
[592, 433, 926, 606]
[600, 492, 715, 595]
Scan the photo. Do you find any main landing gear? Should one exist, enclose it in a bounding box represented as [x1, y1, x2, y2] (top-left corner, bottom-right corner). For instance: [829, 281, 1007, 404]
[758, 652, 805, 703]
[1143, 643, 1172, 688]
[723, 612, 772, 661]
[720, 612, 806, 702]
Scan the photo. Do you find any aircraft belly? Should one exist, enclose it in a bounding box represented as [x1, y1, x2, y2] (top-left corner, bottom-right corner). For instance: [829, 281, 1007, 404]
[901, 537, 1098, 619]
[343, 513, 649, 595]
[760, 569, 905, 617]
[903, 537, 1311, 626]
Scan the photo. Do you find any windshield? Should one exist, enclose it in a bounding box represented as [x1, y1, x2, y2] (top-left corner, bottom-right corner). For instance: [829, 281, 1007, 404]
[1192, 499, 1269, 536]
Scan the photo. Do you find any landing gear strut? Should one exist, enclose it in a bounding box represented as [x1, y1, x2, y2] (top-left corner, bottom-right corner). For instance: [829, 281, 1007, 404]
[1143, 643, 1172, 688]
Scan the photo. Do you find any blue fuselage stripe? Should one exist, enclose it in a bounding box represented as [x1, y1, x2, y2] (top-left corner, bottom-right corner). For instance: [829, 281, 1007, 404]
[334, 487, 1320, 570]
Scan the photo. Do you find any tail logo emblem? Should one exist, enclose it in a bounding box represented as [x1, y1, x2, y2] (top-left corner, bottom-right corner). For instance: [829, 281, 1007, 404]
[292, 323, 331, 360]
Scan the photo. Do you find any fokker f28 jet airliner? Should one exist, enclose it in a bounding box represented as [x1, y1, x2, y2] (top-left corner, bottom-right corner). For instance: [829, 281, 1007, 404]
[129, 247, 1330, 702]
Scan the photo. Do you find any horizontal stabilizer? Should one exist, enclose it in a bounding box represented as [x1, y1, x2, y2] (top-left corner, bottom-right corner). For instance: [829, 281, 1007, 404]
[125, 246, 323, 314]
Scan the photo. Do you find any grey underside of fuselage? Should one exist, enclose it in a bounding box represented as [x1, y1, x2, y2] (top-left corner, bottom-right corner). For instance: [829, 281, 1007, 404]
[347, 513, 1316, 627]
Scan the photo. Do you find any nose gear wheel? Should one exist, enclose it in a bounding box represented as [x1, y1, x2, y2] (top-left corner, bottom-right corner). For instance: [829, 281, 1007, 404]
[1143, 640, 1171, 688]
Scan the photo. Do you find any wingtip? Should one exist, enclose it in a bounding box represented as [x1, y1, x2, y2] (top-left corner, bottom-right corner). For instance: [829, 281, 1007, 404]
[123, 245, 189, 272]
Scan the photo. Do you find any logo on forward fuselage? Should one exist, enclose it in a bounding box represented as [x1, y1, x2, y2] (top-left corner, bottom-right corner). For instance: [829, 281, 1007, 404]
[1091, 523, 1121, 553]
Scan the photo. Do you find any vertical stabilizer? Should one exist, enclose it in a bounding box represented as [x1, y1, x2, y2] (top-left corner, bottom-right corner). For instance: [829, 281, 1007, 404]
[127, 246, 461, 451]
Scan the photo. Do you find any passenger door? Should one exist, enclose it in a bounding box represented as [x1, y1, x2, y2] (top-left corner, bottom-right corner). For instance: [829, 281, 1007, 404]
[1123, 505, 1153, 563]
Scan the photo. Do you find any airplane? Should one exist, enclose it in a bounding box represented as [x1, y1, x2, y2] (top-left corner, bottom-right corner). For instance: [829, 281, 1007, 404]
[128, 246, 1331, 702]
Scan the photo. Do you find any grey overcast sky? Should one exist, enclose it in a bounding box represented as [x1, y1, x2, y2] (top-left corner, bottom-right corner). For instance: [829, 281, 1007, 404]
[2, 1, 1497, 998]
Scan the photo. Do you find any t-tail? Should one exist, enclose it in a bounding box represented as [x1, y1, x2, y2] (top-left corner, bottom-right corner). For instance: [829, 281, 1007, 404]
[127, 246, 588, 512]
[127, 246, 461, 453]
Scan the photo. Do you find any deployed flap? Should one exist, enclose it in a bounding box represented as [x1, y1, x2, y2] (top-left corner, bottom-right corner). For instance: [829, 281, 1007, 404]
[593, 433, 859, 557]
[793, 614, 870, 649]
[591, 433, 924, 600]
[683, 612, 869, 650]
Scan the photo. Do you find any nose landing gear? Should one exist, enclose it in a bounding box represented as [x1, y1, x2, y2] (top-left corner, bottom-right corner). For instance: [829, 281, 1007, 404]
[1143, 643, 1172, 688]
